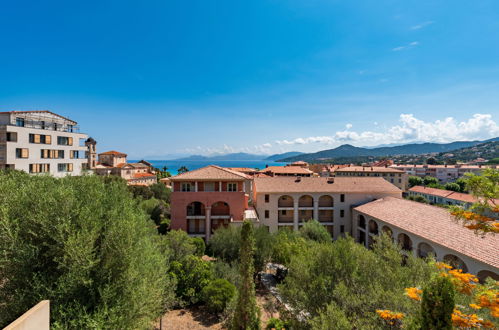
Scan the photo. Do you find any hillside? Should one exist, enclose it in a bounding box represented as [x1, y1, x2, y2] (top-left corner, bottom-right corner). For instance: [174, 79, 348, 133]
[265, 151, 303, 161]
[279, 138, 499, 162]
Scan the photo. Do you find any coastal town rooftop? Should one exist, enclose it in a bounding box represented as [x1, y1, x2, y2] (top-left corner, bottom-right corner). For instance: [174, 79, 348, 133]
[253, 176, 402, 193]
[170, 165, 249, 181]
[354, 197, 499, 269]
[335, 166, 405, 173]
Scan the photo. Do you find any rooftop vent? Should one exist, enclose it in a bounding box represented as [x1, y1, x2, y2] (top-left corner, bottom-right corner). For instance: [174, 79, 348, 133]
[295, 176, 302, 183]
[327, 177, 334, 184]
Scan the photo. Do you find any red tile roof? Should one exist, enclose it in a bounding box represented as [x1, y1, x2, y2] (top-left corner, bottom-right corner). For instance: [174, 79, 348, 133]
[335, 166, 405, 173]
[354, 197, 499, 268]
[132, 173, 156, 178]
[99, 150, 127, 157]
[409, 186, 454, 198]
[259, 166, 313, 175]
[171, 165, 249, 181]
[254, 176, 401, 193]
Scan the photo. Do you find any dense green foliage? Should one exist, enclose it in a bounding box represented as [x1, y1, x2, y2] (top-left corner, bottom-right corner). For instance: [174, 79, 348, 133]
[308, 303, 351, 330]
[420, 275, 455, 330]
[266, 317, 291, 330]
[278, 234, 435, 329]
[201, 279, 236, 313]
[408, 176, 423, 187]
[231, 221, 261, 329]
[170, 255, 213, 305]
[298, 219, 332, 243]
[406, 195, 429, 204]
[444, 182, 461, 192]
[0, 171, 175, 329]
[423, 176, 439, 186]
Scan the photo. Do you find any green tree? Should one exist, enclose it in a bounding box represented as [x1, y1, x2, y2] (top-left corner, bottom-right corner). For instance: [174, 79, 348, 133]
[444, 182, 461, 192]
[201, 278, 236, 314]
[423, 176, 439, 186]
[408, 176, 423, 187]
[455, 178, 468, 192]
[170, 255, 214, 305]
[420, 275, 455, 330]
[426, 157, 438, 165]
[150, 182, 171, 202]
[177, 166, 189, 174]
[309, 303, 351, 330]
[128, 184, 153, 199]
[0, 171, 174, 329]
[164, 230, 199, 262]
[299, 219, 332, 243]
[231, 221, 260, 329]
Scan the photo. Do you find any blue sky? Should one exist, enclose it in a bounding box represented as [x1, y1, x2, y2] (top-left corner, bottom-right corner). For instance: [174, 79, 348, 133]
[1, 0, 499, 158]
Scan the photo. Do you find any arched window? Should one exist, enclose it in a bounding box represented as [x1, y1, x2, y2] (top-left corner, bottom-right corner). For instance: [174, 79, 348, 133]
[298, 195, 313, 207]
[358, 215, 366, 229]
[477, 270, 499, 284]
[186, 201, 205, 216]
[397, 233, 413, 251]
[368, 220, 379, 235]
[278, 195, 294, 208]
[417, 242, 435, 259]
[318, 195, 334, 207]
[443, 254, 468, 273]
[211, 201, 230, 216]
[381, 226, 393, 239]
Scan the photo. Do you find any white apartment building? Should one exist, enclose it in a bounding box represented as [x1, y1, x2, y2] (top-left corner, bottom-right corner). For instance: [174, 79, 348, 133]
[334, 165, 408, 191]
[390, 164, 496, 183]
[353, 197, 498, 281]
[0, 111, 90, 177]
[252, 176, 402, 239]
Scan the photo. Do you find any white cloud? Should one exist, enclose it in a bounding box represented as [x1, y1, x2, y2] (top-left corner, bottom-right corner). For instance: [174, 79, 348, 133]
[273, 113, 499, 147]
[411, 21, 434, 30]
[392, 41, 419, 51]
[346, 123, 353, 129]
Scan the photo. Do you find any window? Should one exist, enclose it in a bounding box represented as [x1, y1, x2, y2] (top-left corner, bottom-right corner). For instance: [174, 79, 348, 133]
[68, 124, 74, 132]
[280, 210, 287, 216]
[181, 183, 191, 192]
[204, 182, 215, 191]
[70, 150, 79, 159]
[265, 194, 269, 203]
[16, 148, 29, 158]
[227, 182, 237, 192]
[340, 210, 345, 218]
[53, 123, 58, 131]
[16, 117, 25, 127]
[30, 164, 50, 173]
[57, 136, 73, 146]
[58, 163, 73, 172]
[340, 225, 345, 233]
[6, 132, 17, 142]
[340, 194, 345, 202]
[41, 150, 64, 159]
[29, 134, 51, 144]
[265, 210, 269, 219]
[40, 121, 45, 129]
[398, 179, 402, 183]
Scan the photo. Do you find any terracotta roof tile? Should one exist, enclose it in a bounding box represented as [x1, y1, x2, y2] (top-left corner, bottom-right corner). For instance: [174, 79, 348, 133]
[99, 150, 127, 157]
[254, 176, 401, 193]
[132, 173, 156, 178]
[171, 165, 249, 181]
[409, 186, 454, 198]
[354, 197, 499, 269]
[259, 166, 313, 175]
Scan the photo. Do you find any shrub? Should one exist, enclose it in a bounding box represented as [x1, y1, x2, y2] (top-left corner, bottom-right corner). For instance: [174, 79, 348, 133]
[170, 255, 214, 305]
[420, 275, 455, 329]
[201, 279, 236, 313]
[266, 317, 290, 330]
[0, 171, 174, 329]
[299, 219, 331, 243]
[444, 182, 461, 192]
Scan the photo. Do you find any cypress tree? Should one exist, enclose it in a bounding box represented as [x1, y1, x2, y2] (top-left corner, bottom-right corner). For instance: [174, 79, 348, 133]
[231, 221, 260, 329]
[420, 275, 455, 330]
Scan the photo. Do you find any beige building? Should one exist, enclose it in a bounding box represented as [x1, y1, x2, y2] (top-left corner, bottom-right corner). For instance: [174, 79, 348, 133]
[252, 176, 402, 239]
[334, 165, 408, 191]
[390, 164, 496, 183]
[353, 197, 498, 280]
[0, 110, 90, 177]
[95, 151, 157, 186]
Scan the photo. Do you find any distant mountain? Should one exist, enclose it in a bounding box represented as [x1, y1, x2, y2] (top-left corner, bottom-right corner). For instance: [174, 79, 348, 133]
[265, 151, 304, 161]
[279, 138, 499, 162]
[174, 152, 266, 161]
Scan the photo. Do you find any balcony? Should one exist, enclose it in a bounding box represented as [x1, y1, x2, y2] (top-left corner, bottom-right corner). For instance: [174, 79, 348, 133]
[318, 210, 333, 223]
[298, 209, 313, 222]
[278, 210, 294, 223]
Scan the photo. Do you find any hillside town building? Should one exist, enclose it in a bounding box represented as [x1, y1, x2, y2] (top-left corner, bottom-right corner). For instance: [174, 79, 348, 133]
[333, 165, 408, 191]
[0, 110, 90, 176]
[252, 176, 402, 238]
[170, 165, 256, 240]
[258, 164, 314, 177]
[353, 197, 498, 281]
[390, 164, 496, 183]
[94, 151, 157, 186]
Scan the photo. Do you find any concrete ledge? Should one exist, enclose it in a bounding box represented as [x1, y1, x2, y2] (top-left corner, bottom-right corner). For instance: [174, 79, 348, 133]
[4, 300, 50, 330]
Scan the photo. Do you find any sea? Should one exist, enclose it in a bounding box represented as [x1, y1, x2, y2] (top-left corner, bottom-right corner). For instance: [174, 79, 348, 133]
[130, 160, 289, 176]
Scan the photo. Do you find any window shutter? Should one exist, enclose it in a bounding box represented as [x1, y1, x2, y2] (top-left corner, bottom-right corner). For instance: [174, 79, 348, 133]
[22, 149, 28, 158]
[46, 135, 52, 144]
[68, 163, 73, 172]
[34, 135, 41, 143]
[68, 137, 73, 145]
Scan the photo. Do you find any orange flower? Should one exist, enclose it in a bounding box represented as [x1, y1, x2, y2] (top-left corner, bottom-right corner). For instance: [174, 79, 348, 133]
[469, 303, 481, 310]
[405, 287, 422, 301]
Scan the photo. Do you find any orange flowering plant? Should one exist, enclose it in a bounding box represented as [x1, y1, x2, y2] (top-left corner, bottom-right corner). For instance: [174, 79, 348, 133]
[376, 261, 498, 328]
[450, 169, 499, 235]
